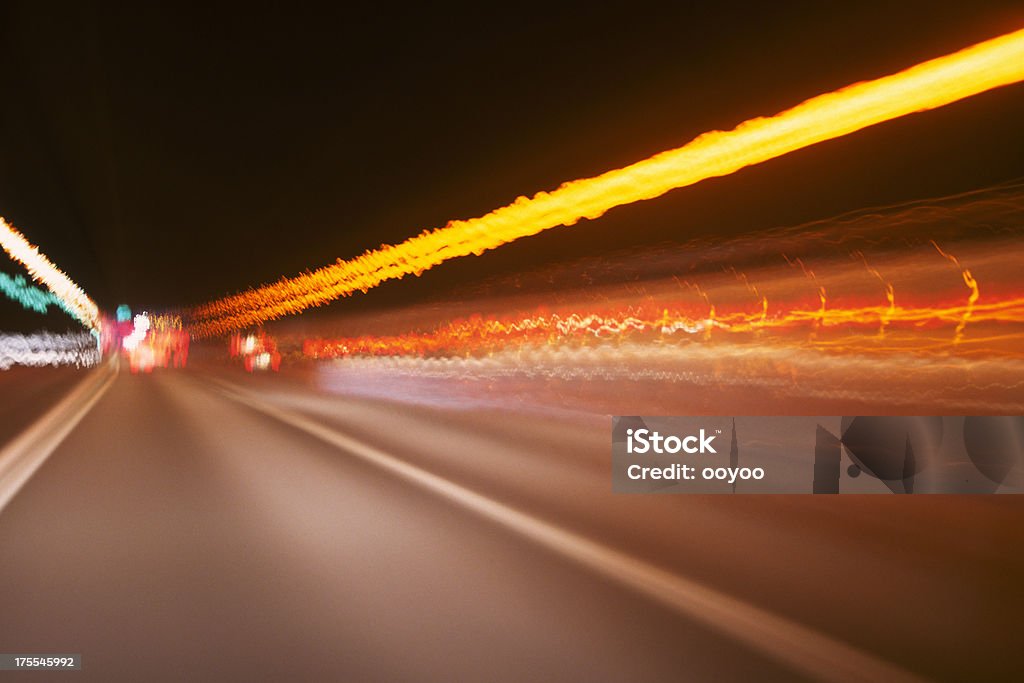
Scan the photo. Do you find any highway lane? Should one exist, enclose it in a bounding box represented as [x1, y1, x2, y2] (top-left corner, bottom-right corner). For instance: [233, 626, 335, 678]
[0, 362, 1021, 681]
[209, 364, 1024, 681]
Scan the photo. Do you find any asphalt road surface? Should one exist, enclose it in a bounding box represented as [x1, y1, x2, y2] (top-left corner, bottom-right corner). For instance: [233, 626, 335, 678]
[0, 360, 1020, 682]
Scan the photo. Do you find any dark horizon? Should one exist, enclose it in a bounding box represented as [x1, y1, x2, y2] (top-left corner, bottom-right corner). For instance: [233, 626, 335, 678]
[1, 1, 1023, 316]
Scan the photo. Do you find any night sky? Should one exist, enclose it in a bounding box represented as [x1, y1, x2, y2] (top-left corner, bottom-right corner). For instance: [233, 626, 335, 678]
[1, 1, 1023, 326]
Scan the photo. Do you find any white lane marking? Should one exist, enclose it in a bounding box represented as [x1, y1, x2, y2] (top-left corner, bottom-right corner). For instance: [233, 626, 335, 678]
[211, 378, 927, 683]
[0, 356, 117, 514]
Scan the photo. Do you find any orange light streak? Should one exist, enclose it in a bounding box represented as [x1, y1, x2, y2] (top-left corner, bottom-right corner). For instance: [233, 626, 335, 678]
[191, 28, 1024, 337]
[931, 240, 980, 343]
[855, 252, 896, 337]
[301, 245, 1019, 359]
[303, 290, 1024, 361]
[0, 217, 101, 331]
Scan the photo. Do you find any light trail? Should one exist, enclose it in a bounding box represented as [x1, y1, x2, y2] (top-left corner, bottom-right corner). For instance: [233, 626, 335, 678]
[0, 218, 101, 331]
[0, 332, 101, 370]
[315, 341, 1024, 415]
[931, 240, 980, 344]
[301, 238, 1024, 361]
[189, 27, 1024, 338]
[0, 272, 73, 316]
[303, 295, 1024, 360]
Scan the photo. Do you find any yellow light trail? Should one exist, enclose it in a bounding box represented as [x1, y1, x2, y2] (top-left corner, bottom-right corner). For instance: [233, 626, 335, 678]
[190, 27, 1024, 338]
[0, 217, 101, 331]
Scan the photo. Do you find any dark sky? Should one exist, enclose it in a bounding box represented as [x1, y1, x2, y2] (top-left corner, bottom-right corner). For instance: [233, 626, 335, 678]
[1, 1, 1023, 322]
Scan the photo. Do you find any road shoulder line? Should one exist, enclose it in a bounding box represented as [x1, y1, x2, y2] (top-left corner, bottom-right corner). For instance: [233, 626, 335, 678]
[0, 356, 118, 514]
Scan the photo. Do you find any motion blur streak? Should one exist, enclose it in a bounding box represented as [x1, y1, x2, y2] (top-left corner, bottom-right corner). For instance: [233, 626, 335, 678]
[188, 27, 1024, 337]
[0, 332, 100, 370]
[300, 183, 1024, 414]
[0, 272, 73, 317]
[303, 295, 1024, 359]
[320, 343, 1024, 414]
[302, 240, 1023, 360]
[0, 218, 101, 331]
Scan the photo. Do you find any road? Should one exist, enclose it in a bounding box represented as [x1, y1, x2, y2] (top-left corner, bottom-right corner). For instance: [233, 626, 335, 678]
[0, 366, 88, 447]
[0, 360, 1021, 681]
